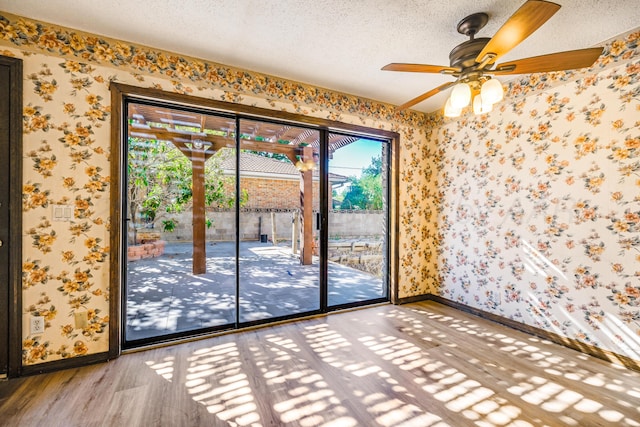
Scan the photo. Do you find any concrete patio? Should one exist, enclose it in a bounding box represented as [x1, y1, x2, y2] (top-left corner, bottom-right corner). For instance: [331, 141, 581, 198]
[126, 241, 386, 341]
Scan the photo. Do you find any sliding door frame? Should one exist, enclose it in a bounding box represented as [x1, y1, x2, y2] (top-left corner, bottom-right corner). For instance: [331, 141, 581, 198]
[0, 55, 23, 377]
[235, 117, 324, 328]
[109, 83, 400, 356]
[326, 131, 392, 311]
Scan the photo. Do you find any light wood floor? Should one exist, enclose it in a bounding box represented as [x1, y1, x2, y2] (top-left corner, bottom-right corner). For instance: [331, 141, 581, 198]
[1, 301, 639, 426]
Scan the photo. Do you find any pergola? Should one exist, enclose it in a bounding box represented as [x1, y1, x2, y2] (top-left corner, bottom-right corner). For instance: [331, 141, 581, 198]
[127, 103, 358, 273]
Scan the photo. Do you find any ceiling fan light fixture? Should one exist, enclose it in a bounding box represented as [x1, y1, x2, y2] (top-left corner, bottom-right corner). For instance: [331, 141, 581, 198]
[385, 1, 602, 112]
[480, 78, 504, 104]
[473, 94, 492, 115]
[450, 82, 472, 108]
[444, 97, 462, 118]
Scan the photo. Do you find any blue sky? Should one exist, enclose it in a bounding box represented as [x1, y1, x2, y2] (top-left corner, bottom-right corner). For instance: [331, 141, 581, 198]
[329, 138, 383, 178]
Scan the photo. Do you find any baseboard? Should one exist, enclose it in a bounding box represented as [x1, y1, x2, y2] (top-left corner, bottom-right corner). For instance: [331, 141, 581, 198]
[395, 293, 431, 305]
[404, 294, 640, 373]
[19, 352, 109, 377]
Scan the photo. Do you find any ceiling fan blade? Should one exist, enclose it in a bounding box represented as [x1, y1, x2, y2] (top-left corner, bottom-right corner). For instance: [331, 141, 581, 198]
[382, 63, 459, 74]
[476, 0, 561, 65]
[492, 47, 603, 75]
[396, 81, 455, 111]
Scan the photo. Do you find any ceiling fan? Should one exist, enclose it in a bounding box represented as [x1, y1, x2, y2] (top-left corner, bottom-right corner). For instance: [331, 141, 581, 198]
[382, 0, 603, 115]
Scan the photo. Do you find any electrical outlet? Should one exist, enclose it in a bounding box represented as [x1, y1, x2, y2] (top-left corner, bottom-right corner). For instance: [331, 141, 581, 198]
[74, 311, 88, 329]
[30, 315, 45, 335]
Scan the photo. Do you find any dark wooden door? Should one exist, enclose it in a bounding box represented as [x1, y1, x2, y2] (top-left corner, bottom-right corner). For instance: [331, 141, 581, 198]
[0, 55, 22, 378]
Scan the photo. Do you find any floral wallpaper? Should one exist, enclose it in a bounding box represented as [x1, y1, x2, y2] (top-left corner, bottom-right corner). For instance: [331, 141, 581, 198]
[0, 12, 427, 366]
[0, 10, 638, 366]
[430, 30, 640, 360]
[16, 53, 113, 364]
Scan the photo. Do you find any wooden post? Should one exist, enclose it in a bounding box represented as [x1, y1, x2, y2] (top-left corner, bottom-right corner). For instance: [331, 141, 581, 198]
[270, 211, 278, 245]
[191, 145, 207, 274]
[300, 146, 313, 265]
[292, 210, 299, 254]
[165, 136, 217, 275]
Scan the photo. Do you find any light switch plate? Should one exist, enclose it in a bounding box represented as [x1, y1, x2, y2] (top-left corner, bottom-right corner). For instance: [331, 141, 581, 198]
[52, 204, 73, 222]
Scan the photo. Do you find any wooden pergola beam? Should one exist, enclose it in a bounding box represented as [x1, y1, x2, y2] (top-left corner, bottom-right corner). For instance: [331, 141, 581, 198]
[129, 125, 308, 158]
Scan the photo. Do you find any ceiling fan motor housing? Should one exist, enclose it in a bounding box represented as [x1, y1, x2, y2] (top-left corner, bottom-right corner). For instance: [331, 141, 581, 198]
[449, 37, 491, 70]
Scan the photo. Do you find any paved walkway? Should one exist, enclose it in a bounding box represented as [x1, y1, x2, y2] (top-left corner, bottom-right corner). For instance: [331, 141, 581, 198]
[126, 241, 386, 341]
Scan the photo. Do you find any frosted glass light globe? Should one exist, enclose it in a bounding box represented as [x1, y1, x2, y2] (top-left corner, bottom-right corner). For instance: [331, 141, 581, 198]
[473, 94, 492, 115]
[481, 78, 504, 104]
[450, 82, 471, 109]
[444, 97, 462, 117]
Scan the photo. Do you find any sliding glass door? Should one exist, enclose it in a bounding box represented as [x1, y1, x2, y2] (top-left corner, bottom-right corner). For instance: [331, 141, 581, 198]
[238, 119, 320, 323]
[124, 102, 238, 343]
[122, 99, 390, 347]
[327, 135, 389, 308]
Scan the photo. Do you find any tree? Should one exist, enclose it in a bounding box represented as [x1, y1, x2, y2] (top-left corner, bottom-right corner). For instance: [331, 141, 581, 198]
[360, 171, 383, 210]
[127, 140, 242, 243]
[362, 155, 382, 176]
[339, 155, 384, 210]
[341, 176, 368, 210]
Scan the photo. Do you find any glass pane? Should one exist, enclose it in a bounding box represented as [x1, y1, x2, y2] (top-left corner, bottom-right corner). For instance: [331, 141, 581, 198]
[125, 103, 237, 342]
[327, 136, 389, 307]
[238, 119, 320, 322]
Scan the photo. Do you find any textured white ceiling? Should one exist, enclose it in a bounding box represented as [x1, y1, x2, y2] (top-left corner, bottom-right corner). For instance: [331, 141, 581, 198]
[1, 0, 639, 112]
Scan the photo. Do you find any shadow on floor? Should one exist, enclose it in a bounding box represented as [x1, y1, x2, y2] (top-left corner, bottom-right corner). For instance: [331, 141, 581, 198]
[126, 241, 386, 341]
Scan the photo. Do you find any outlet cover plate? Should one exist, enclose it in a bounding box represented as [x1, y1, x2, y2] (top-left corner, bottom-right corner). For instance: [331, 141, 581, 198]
[74, 311, 88, 329]
[30, 315, 45, 335]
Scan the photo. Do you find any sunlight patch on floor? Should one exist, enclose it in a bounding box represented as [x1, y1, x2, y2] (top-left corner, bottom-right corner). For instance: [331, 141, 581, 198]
[137, 304, 640, 426]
